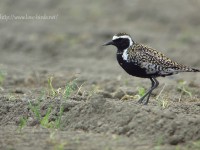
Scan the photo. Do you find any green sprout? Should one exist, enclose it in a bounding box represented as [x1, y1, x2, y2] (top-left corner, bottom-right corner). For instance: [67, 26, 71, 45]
[40, 106, 52, 128]
[154, 136, 164, 150]
[28, 100, 41, 121]
[191, 140, 200, 150]
[54, 105, 64, 129]
[0, 69, 6, 85]
[54, 142, 66, 150]
[177, 80, 192, 101]
[156, 84, 169, 109]
[137, 87, 146, 97]
[134, 87, 146, 99]
[63, 79, 77, 99]
[48, 76, 57, 97]
[28, 100, 54, 128]
[24, 78, 78, 129]
[17, 117, 27, 132]
[157, 96, 169, 109]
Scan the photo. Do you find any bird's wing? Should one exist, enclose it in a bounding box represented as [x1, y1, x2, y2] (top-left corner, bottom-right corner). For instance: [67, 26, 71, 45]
[129, 43, 191, 75]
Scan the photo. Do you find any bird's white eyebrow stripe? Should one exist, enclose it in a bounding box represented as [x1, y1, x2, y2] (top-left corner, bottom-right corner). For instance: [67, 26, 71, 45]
[112, 35, 131, 40]
[112, 35, 119, 40]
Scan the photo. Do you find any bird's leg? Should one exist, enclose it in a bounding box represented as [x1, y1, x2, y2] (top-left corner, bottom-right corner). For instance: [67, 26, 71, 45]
[137, 78, 155, 104]
[143, 78, 159, 105]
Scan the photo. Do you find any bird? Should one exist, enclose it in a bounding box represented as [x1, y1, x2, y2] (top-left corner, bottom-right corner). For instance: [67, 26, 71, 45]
[103, 33, 200, 105]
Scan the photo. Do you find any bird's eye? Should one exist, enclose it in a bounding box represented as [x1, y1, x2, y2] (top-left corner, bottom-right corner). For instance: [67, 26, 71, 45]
[114, 38, 123, 42]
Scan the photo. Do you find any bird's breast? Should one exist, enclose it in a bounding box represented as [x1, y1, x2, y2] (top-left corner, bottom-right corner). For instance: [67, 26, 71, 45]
[116, 53, 149, 78]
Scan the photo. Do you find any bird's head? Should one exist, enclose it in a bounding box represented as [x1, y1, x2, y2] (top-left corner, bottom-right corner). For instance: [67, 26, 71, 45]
[103, 33, 134, 50]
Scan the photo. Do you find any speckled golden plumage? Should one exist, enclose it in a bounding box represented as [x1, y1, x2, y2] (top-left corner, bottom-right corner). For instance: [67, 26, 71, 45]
[127, 43, 199, 76]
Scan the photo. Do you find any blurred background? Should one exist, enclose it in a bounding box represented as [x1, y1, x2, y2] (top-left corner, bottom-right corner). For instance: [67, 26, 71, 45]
[0, 0, 200, 84]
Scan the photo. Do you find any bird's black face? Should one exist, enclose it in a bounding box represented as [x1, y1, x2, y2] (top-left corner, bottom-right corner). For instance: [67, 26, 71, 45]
[103, 34, 134, 51]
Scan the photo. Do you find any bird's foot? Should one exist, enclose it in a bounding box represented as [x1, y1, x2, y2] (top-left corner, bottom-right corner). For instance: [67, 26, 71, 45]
[138, 97, 150, 105]
[137, 97, 145, 104]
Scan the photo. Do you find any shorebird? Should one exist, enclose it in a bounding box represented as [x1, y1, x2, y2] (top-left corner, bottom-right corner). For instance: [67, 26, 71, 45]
[103, 33, 199, 105]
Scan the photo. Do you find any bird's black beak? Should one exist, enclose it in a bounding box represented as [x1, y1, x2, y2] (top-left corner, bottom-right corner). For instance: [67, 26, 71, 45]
[102, 40, 114, 46]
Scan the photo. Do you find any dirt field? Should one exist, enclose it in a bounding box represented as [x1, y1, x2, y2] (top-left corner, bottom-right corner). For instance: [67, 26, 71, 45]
[0, 0, 200, 150]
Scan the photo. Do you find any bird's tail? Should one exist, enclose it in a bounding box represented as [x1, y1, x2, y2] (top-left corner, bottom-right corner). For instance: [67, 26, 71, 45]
[191, 68, 200, 72]
[181, 67, 200, 72]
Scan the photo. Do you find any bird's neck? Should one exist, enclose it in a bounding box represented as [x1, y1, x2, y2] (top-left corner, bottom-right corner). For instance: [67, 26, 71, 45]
[117, 47, 129, 55]
[117, 47, 129, 63]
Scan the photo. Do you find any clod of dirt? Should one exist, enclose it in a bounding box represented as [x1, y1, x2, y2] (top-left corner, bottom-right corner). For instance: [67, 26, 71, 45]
[168, 135, 184, 145]
[27, 117, 40, 126]
[13, 89, 25, 94]
[112, 89, 126, 99]
[97, 90, 113, 98]
[62, 100, 81, 112]
[89, 94, 107, 112]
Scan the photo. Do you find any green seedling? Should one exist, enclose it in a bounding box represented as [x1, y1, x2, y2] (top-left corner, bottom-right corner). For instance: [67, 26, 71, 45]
[27, 89, 45, 125]
[177, 80, 192, 101]
[0, 69, 6, 85]
[29, 100, 54, 128]
[17, 117, 27, 132]
[49, 131, 67, 150]
[27, 78, 79, 129]
[48, 76, 57, 97]
[154, 136, 164, 150]
[40, 106, 52, 128]
[49, 130, 67, 150]
[191, 140, 200, 150]
[134, 87, 146, 99]
[56, 79, 77, 127]
[54, 106, 64, 129]
[63, 80, 77, 99]
[28, 100, 41, 121]
[38, 89, 46, 102]
[48, 76, 77, 99]
[137, 87, 146, 97]
[54, 142, 65, 150]
[157, 96, 169, 109]
[156, 84, 169, 109]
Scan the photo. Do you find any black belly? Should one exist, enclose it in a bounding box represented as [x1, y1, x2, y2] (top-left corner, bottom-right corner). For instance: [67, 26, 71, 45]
[117, 55, 150, 78]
